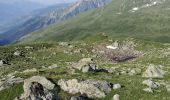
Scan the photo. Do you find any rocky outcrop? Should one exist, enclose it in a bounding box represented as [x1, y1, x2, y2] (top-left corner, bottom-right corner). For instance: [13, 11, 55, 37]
[142, 64, 164, 78]
[72, 58, 97, 73]
[17, 76, 57, 100]
[58, 79, 112, 98]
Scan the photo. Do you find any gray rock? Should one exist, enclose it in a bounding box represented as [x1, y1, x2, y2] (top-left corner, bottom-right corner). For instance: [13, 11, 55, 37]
[14, 51, 21, 56]
[59, 42, 70, 46]
[113, 84, 121, 90]
[112, 94, 120, 100]
[24, 46, 33, 49]
[0, 60, 3, 66]
[128, 68, 141, 76]
[22, 68, 37, 73]
[142, 79, 160, 89]
[72, 58, 97, 73]
[166, 84, 170, 92]
[82, 66, 90, 73]
[0, 77, 23, 91]
[143, 88, 153, 93]
[142, 64, 164, 78]
[58, 79, 112, 98]
[18, 76, 57, 100]
[48, 64, 58, 69]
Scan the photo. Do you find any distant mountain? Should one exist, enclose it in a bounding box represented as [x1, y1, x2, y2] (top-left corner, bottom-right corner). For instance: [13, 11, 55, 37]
[0, 0, 44, 25]
[0, 0, 112, 45]
[20, 0, 170, 43]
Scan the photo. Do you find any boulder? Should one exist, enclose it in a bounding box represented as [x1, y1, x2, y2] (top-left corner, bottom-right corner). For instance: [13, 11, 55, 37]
[142, 79, 160, 89]
[142, 64, 164, 78]
[72, 58, 97, 73]
[18, 76, 57, 100]
[58, 79, 112, 98]
[112, 94, 120, 100]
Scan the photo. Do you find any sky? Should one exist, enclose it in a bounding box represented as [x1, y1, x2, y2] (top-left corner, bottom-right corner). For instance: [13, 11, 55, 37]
[0, 0, 78, 6]
[28, 0, 78, 5]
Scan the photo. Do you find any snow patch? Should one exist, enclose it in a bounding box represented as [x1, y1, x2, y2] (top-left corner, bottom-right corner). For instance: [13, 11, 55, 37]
[132, 7, 139, 11]
[130, 1, 164, 13]
[106, 45, 118, 50]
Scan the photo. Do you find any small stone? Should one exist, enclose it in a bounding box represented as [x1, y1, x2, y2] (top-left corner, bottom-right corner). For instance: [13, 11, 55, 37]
[166, 84, 170, 92]
[22, 68, 37, 73]
[24, 46, 33, 49]
[113, 84, 121, 90]
[48, 64, 58, 69]
[0, 60, 3, 66]
[142, 79, 160, 89]
[59, 42, 70, 46]
[128, 68, 141, 76]
[112, 94, 120, 100]
[14, 51, 21, 56]
[143, 88, 153, 93]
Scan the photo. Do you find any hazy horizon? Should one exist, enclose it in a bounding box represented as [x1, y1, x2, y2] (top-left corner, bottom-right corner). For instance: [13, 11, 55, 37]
[0, 0, 78, 6]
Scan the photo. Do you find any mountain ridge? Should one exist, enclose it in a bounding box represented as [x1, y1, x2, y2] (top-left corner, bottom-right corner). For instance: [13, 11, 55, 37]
[20, 0, 170, 43]
[0, 0, 112, 45]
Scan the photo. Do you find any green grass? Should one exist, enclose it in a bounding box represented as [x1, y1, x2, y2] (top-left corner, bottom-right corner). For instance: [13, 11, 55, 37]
[0, 83, 23, 100]
[1, 38, 170, 100]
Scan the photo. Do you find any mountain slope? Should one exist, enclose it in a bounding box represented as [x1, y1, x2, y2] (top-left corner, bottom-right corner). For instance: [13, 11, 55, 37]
[20, 0, 170, 43]
[0, 0, 112, 45]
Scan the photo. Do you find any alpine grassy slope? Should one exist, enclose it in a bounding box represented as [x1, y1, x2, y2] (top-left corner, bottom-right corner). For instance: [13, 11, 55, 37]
[1, 0, 170, 100]
[1, 38, 170, 100]
[21, 0, 170, 43]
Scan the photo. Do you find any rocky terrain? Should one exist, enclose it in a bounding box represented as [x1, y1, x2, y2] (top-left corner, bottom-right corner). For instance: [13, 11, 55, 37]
[0, 38, 170, 100]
